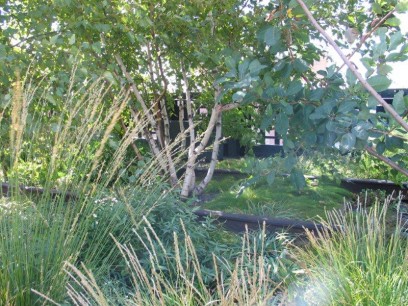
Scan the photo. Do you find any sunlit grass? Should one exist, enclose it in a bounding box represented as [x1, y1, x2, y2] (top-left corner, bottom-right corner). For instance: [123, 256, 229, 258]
[0, 69, 154, 305]
[203, 175, 352, 220]
[289, 196, 408, 305]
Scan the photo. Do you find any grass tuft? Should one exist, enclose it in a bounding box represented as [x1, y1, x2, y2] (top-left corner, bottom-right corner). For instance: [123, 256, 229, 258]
[290, 195, 408, 305]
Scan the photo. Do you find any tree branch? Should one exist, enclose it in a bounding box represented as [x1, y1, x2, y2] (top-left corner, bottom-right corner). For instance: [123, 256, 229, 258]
[10, 31, 60, 47]
[296, 0, 408, 133]
[337, 8, 396, 72]
[221, 102, 240, 112]
[365, 146, 408, 177]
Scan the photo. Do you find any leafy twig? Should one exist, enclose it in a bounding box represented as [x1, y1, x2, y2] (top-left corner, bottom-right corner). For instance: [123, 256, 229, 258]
[337, 8, 396, 72]
[365, 146, 408, 177]
[296, 0, 408, 133]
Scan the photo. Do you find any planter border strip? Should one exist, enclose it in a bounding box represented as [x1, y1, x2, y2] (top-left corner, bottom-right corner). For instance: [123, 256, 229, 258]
[193, 209, 331, 234]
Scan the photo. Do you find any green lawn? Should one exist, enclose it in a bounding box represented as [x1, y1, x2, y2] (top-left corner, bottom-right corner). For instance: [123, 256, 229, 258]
[201, 174, 352, 220]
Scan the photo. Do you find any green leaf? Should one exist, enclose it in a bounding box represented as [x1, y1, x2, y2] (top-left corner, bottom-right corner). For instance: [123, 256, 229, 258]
[49, 34, 59, 45]
[293, 58, 308, 74]
[367, 75, 391, 92]
[384, 17, 401, 27]
[266, 171, 275, 185]
[248, 59, 266, 75]
[386, 53, 408, 62]
[368, 96, 378, 109]
[69, 34, 76, 45]
[238, 59, 250, 79]
[232, 91, 245, 102]
[284, 154, 297, 172]
[264, 26, 281, 46]
[376, 142, 386, 155]
[338, 100, 357, 114]
[377, 63, 392, 76]
[351, 123, 369, 140]
[389, 31, 403, 51]
[385, 136, 404, 149]
[275, 112, 289, 135]
[375, 27, 387, 41]
[372, 3, 383, 14]
[346, 68, 357, 86]
[263, 72, 273, 86]
[273, 60, 286, 72]
[92, 42, 102, 54]
[309, 88, 325, 101]
[0, 44, 6, 59]
[373, 40, 387, 59]
[396, 0, 408, 12]
[260, 115, 273, 130]
[103, 71, 117, 85]
[361, 57, 374, 70]
[225, 57, 236, 70]
[290, 169, 306, 191]
[281, 101, 293, 115]
[304, 132, 317, 145]
[393, 90, 406, 115]
[326, 120, 340, 133]
[284, 139, 295, 150]
[51, 123, 61, 132]
[340, 133, 356, 151]
[286, 80, 303, 96]
[46, 94, 56, 105]
[288, 0, 299, 8]
[365, 67, 375, 78]
[242, 91, 258, 105]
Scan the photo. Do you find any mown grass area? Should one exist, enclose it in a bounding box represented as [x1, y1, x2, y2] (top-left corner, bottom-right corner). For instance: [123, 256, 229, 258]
[201, 174, 352, 220]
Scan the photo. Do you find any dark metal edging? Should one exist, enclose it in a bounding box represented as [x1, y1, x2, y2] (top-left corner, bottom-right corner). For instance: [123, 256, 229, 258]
[193, 209, 330, 234]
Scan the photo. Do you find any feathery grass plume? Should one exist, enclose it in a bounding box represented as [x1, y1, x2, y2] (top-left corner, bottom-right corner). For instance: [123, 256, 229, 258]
[9, 71, 27, 167]
[88, 89, 130, 181]
[289, 195, 408, 305]
[64, 219, 293, 305]
[0, 67, 157, 304]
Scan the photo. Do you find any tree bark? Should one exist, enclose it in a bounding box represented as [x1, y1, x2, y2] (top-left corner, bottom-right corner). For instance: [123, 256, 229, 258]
[180, 63, 198, 198]
[113, 50, 179, 186]
[194, 111, 222, 195]
[178, 87, 186, 151]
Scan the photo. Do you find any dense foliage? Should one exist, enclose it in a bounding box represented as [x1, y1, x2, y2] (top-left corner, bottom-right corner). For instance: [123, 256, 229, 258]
[1, 1, 408, 304]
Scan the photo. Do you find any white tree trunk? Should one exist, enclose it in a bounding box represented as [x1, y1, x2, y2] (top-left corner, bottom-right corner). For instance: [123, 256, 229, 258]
[180, 63, 197, 198]
[177, 87, 186, 151]
[194, 111, 222, 195]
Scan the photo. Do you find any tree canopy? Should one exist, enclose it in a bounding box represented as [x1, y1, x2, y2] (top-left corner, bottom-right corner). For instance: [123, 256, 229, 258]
[1, 0, 407, 195]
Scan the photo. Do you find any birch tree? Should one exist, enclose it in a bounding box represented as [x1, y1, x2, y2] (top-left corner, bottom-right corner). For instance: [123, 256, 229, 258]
[0, 0, 263, 197]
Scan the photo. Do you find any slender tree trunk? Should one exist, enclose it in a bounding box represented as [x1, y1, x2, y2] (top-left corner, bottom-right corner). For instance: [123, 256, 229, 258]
[178, 88, 186, 151]
[194, 111, 222, 195]
[113, 50, 179, 186]
[180, 63, 197, 198]
[155, 56, 179, 185]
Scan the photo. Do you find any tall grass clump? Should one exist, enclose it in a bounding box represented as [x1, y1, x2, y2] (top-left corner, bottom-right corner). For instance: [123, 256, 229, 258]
[289, 196, 408, 305]
[65, 222, 296, 305]
[0, 69, 158, 305]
